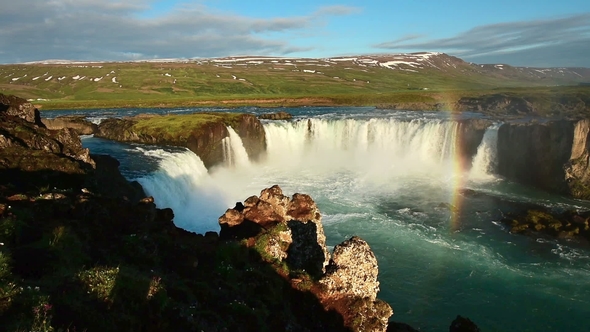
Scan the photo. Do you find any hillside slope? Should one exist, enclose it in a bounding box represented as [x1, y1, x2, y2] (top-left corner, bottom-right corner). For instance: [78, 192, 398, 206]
[1, 52, 589, 109]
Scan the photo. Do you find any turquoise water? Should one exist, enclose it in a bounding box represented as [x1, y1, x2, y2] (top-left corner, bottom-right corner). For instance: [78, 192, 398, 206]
[56, 106, 590, 331]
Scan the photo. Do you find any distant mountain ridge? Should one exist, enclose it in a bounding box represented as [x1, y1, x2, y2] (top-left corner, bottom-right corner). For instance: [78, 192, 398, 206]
[19, 52, 590, 83]
[2, 52, 589, 108]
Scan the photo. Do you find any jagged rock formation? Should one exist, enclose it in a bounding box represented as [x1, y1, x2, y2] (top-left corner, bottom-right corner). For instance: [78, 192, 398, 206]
[0, 96, 95, 170]
[219, 185, 393, 332]
[42, 115, 98, 135]
[219, 185, 330, 277]
[0, 94, 45, 126]
[565, 119, 590, 199]
[96, 113, 266, 168]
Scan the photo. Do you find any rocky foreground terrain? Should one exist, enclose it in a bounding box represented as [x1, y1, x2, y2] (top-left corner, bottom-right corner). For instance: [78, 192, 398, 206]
[1, 94, 485, 331]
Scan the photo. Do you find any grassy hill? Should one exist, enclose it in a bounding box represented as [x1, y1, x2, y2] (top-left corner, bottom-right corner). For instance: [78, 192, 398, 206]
[0, 53, 589, 110]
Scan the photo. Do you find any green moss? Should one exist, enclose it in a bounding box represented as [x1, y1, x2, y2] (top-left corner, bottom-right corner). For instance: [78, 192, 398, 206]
[253, 222, 289, 264]
[131, 112, 243, 142]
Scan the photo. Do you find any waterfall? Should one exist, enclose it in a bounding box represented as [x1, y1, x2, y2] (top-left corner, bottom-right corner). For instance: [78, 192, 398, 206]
[263, 118, 459, 176]
[469, 123, 501, 181]
[221, 126, 251, 168]
[136, 148, 228, 233]
[136, 117, 483, 233]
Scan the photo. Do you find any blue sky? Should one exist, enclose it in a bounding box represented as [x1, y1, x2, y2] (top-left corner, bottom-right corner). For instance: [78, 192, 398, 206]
[1, 0, 589, 67]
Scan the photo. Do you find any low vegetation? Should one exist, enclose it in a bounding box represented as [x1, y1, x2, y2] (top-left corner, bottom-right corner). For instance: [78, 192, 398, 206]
[132, 112, 243, 140]
[0, 56, 588, 112]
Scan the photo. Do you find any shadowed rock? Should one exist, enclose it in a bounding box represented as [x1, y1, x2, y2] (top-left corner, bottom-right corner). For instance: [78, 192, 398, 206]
[450, 315, 481, 332]
[218, 185, 392, 332]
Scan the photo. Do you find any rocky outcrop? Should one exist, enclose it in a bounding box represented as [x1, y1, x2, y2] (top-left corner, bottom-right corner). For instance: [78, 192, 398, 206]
[218, 185, 392, 332]
[42, 115, 98, 135]
[96, 117, 158, 143]
[501, 207, 590, 242]
[320, 236, 392, 332]
[565, 119, 590, 199]
[320, 236, 380, 300]
[258, 111, 293, 120]
[0, 93, 45, 127]
[219, 185, 330, 277]
[97, 113, 266, 168]
[0, 94, 94, 168]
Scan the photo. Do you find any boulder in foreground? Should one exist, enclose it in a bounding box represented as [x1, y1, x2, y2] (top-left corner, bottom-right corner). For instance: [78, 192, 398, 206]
[219, 185, 393, 332]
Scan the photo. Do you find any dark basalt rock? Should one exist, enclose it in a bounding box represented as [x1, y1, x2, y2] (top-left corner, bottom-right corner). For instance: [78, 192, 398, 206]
[387, 322, 420, 332]
[501, 207, 590, 242]
[449, 315, 481, 332]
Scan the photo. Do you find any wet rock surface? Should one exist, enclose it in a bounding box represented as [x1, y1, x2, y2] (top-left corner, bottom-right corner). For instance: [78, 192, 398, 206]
[501, 207, 590, 242]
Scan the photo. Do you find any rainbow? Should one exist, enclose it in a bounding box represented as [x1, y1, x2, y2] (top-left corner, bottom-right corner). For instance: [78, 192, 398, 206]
[448, 106, 468, 233]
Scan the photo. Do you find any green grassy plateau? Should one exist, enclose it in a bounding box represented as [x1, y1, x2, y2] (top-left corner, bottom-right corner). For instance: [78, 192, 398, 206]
[0, 54, 588, 111]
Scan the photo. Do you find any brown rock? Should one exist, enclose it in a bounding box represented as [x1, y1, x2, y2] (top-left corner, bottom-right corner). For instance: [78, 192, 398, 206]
[321, 236, 381, 301]
[219, 208, 245, 227]
[42, 116, 98, 135]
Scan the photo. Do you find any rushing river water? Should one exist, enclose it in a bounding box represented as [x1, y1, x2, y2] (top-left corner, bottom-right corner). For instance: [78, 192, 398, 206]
[46, 107, 590, 332]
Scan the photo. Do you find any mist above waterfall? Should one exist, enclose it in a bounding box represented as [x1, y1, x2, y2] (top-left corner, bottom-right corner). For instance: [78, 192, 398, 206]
[136, 116, 502, 233]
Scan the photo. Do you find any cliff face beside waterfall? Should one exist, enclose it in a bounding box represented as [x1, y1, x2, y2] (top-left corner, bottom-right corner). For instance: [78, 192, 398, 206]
[495, 120, 590, 199]
[95, 112, 266, 168]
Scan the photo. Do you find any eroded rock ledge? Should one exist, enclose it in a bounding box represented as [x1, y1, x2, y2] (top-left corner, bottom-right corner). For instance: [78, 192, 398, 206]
[219, 185, 393, 332]
[95, 112, 266, 168]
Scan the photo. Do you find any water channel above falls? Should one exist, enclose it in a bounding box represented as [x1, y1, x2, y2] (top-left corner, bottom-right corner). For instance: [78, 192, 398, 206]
[46, 106, 590, 331]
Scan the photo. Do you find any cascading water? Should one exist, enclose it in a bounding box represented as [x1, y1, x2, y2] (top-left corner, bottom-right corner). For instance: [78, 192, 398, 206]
[135, 148, 228, 233]
[78, 107, 590, 332]
[264, 118, 460, 178]
[224, 126, 251, 168]
[469, 123, 501, 181]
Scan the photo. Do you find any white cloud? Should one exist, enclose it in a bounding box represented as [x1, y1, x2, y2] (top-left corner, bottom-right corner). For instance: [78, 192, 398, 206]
[375, 13, 590, 67]
[0, 1, 356, 63]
